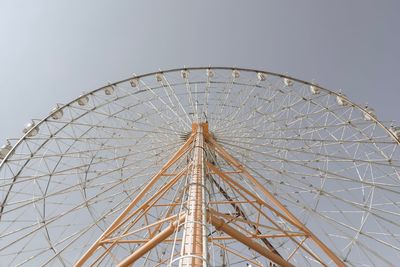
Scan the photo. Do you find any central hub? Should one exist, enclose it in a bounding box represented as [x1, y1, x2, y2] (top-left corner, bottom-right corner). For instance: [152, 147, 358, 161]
[191, 122, 209, 135]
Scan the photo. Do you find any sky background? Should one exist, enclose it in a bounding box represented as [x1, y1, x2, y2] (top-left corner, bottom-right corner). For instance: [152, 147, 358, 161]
[0, 0, 399, 143]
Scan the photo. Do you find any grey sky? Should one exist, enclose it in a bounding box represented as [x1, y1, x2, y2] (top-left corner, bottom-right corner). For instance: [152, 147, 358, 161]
[0, 0, 399, 143]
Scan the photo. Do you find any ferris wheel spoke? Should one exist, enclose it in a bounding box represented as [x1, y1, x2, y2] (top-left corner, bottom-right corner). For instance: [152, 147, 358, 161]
[0, 139, 181, 193]
[138, 78, 191, 131]
[219, 79, 260, 128]
[217, 138, 399, 177]
[4, 137, 182, 164]
[91, 83, 186, 136]
[1, 176, 149, 256]
[220, 142, 400, 227]
[39, 198, 138, 266]
[309, 197, 400, 257]
[276, 196, 398, 266]
[200, 71, 212, 119]
[1, 158, 179, 230]
[162, 74, 193, 125]
[219, 139, 400, 191]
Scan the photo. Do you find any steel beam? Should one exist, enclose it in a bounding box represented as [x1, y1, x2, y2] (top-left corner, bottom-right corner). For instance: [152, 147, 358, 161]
[178, 123, 208, 267]
[209, 213, 295, 267]
[117, 215, 186, 267]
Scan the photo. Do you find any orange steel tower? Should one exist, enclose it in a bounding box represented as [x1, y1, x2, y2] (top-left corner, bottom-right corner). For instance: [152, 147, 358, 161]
[75, 122, 344, 267]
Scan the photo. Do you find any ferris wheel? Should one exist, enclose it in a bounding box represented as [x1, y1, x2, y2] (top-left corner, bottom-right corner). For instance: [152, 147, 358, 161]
[1, 67, 400, 266]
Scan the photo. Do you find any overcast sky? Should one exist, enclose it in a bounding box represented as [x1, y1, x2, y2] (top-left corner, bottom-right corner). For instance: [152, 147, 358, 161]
[0, 0, 399, 143]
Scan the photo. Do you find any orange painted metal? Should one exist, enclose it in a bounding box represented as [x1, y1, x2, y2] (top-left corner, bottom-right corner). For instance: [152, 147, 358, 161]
[179, 122, 208, 267]
[209, 213, 295, 267]
[74, 122, 345, 267]
[117, 215, 186, 267]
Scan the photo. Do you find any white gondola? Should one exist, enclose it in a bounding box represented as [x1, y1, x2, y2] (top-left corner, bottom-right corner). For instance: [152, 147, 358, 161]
[50, 104, 63, 120]
[0, 141, 13, 160]
[336, 93, 349, 106]
[232, 69, 240, 78]
[206, 68, 214, 78]
[363, 107, 377, 121]
[310, 84, 321, 94]
[130, 78, 139, 87]
[181, 69, 189, 79]
[104, 85, 114, 95]
[284, 77, 293, 86]
[155, 73, 163, 82]
[23, 120, 39, 137]
[390, 126, 400, 139]
[257, 72, 266, 81]
[77, 94, 89, 106]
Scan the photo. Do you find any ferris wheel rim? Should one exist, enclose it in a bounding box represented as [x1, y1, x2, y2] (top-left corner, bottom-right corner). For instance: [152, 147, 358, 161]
[1, 66, 398, 168]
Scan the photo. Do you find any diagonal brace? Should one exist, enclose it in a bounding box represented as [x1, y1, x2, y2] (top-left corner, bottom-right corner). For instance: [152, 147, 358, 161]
[209, 212, 295, 267]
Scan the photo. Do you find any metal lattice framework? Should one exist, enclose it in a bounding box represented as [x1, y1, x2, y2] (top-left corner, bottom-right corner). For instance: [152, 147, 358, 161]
[1, 67, 400, 266]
